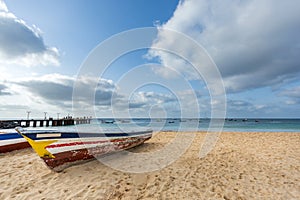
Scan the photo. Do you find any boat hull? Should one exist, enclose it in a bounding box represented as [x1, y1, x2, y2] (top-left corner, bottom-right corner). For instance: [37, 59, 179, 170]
[0, 133, 30, 153]
[15, 128, 152, 172]
[44, 136, 149, 172]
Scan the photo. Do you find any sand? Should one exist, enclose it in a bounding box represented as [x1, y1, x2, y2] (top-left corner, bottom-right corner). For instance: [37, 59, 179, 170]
[0, 131, 299, 200]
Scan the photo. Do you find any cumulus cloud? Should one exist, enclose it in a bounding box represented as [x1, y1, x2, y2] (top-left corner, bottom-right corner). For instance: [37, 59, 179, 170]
[0, 83, 11, 95]
[127, 91, 177, 109]
[278, 86, 300, 105]
[149, 0, 300, 93]
[0, 0, 59, 67]
[14, 74, 117, 108]
[0, 0, 7, 12]
[12, 73, 192, 117]
[226, 99, 273, 117]
[0, 104, 29, 111]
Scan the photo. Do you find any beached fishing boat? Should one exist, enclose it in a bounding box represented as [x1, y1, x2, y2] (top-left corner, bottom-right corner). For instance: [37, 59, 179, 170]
[15, 127, 152, 172]
[0, 132, 30, 153]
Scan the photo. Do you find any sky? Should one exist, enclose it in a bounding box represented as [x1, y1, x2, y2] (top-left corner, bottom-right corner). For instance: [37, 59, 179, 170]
[0, 0, 299, 119]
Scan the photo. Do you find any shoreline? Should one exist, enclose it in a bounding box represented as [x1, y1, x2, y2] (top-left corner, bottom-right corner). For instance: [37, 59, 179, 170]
[1, 117, 300, 133]
[1, 131, 299, 199]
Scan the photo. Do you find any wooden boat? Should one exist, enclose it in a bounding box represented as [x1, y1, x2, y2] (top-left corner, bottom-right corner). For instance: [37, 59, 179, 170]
[0, 132, 30, 153]
[15, 127, 152, 172]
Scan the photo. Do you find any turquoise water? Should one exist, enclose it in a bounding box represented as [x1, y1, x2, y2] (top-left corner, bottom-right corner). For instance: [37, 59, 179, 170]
[2, 118, 300, 133]
[86, 118, 300, 132]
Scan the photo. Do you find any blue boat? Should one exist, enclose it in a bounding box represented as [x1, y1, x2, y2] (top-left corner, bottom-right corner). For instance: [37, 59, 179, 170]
[0, 132, 30, 153]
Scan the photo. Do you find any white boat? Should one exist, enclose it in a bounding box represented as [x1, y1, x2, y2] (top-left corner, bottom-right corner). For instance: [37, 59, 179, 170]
[15, 127, 152, 172]
[0, 132, 29, 153]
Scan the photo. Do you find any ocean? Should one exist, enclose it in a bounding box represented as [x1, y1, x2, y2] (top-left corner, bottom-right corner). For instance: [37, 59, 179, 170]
[65, 118, 300, 133]
[95, 118, 300, 132]
[1, 118, 299, 133]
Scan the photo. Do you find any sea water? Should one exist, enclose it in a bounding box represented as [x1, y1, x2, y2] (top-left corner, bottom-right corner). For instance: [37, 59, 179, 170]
[2, 118, 300, 133]
[72, 118, 300, 132]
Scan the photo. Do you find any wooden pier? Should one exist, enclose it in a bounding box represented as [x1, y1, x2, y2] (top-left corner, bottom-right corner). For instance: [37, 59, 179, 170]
[0, 117, 91, 129]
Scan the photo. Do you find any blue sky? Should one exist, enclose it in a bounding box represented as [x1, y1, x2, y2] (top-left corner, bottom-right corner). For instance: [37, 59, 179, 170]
[0, 0, 300, 119]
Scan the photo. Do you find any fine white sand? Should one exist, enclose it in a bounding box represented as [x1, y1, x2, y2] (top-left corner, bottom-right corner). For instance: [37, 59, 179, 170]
[0, 131, 299, 199]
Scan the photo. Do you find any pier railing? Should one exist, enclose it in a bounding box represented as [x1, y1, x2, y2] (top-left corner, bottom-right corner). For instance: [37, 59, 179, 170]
[0, 118, 91, 129]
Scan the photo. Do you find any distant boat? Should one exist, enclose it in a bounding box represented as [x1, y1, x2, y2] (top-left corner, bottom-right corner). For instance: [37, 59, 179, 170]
[0, 132, 30, 153]
[15, 127, 152, 172]
[104, 120, 115, 124]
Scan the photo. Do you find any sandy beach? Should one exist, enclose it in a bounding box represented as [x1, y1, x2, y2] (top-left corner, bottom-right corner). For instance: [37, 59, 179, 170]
[0, 131, 299, 199]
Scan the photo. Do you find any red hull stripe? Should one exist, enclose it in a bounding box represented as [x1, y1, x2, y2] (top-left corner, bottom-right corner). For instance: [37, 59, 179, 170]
[0, 142, 30, 153]
[43, 137, 151, 172]
[46, 138, 130, 149]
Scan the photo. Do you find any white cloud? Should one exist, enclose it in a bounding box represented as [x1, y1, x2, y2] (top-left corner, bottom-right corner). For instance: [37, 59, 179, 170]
[0, 0, 7, 12]
[226, 99, 272, 117]
[0, 83, 11, 95]
[6, 73, 202, 118]
[149, 0, 300, 93]
[14, 74, 117, 106]
[278, 86, 300, 105]
[0, 0, 60, 67]
[130, 91, 177, 107]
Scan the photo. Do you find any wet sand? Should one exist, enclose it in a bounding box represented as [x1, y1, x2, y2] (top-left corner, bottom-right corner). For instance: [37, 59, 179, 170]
[0, 131, 299, 199]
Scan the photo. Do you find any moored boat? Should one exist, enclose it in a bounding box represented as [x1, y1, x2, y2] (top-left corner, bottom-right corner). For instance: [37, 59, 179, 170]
[15, 127, 152, 172]
[0, 132, 30, 153]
